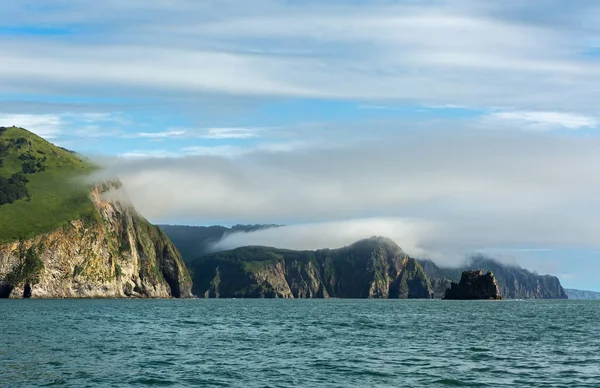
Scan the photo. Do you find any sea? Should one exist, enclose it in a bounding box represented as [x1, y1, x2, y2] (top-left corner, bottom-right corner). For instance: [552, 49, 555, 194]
[1, 299, 599, 387]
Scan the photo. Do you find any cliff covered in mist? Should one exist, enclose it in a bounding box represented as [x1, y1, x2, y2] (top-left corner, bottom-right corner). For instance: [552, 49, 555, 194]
[419, 256, 567, 299]
[0, 127, 192, 298]
[190, 236, 433, 298]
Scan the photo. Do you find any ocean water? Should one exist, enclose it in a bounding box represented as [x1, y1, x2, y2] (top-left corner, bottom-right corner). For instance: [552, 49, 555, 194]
[1, 300, 599, 387]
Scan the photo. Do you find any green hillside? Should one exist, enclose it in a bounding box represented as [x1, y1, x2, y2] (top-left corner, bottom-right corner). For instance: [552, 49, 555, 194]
[0, 126, 96, 243]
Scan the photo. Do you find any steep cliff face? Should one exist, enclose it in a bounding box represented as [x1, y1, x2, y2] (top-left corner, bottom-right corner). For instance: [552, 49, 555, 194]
[191, 236, 433, 299]
[0, 182, 193, 298]
[419, 257, 568, 299]
[443, 270, 503, 300]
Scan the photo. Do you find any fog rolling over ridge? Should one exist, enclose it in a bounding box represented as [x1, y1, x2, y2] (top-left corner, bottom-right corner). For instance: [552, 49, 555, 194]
[108, 130, 600, 246]
[101, 128, 600, 288]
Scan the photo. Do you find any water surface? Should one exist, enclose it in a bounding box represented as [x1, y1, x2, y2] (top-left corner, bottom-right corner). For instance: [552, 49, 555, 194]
[1, 299, 599, 387]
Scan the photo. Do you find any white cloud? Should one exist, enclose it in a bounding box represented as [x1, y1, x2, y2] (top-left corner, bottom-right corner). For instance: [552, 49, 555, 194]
[0, 112, 127, 139]
[94, 128, 600, 263]
[0, 1, 599, 112]
[213, 218, 434, 259]
[485, 111, 598, 130]
[119, 149, 179, 158]
[202, 127, 261, 139]
[0, 114, 64, 138]
[136, 130, 187, 138]
[131, 127, 262, 140]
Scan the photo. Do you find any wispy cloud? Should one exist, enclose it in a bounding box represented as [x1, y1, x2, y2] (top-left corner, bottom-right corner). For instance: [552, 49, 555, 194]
[0, 112, 127, 139]
[0, 1, 599, 112]
[485, 111, 598, 130]
[202, 127, 261, 139]
[136, 130, 187, 138]
[132, 127, 263, 140]
[98, 128, 600, 260]
[0, 113, 64, 138]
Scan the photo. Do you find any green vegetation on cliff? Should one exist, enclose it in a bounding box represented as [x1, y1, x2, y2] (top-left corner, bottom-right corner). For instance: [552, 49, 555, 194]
[189, 236, 433, 298]
[0, 126, 96, 243]
[0, 127, 192, 298]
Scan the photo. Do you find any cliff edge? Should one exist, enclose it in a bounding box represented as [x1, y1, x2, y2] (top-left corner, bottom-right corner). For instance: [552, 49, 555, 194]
[0, 182, 193, 298]
[0, 127, 192, 298]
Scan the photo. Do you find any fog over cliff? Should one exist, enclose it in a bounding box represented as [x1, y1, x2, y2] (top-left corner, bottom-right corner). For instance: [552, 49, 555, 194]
[92, 127, 600, 275]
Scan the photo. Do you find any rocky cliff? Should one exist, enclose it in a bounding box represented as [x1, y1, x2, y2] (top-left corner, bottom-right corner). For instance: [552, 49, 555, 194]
[565, 288, 600, 300]
[190, 236, 433, 298]
[419, 257, 567, 299]
[443, 270, 503, 300]
[0, 182, 193, 298]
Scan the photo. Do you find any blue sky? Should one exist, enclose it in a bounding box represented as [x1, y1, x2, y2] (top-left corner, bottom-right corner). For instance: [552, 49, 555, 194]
[1, 0, 600, 290]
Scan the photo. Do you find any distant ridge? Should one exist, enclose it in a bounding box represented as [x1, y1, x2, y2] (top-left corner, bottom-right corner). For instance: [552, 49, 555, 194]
[168, 228, 568, 299]
[565, 289, 600, 300]
[189, 236, 433, 298]
[419, 256, 567, 299]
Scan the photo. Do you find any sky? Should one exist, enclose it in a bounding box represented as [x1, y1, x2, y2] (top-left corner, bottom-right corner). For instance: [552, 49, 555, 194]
[1, 0, 600, 290]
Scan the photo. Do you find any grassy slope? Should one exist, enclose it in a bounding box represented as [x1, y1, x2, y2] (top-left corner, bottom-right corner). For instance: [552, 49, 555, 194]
[0, 127, 96, 243]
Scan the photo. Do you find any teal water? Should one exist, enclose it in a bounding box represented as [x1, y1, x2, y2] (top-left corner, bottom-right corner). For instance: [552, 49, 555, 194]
[1, 300, 599, 387]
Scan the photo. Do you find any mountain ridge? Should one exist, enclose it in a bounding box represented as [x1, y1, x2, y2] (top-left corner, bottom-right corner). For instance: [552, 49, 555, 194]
[188, 237, 567, 299]
[190, 236, 433, 298]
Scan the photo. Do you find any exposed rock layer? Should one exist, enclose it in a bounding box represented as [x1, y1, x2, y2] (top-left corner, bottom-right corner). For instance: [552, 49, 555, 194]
[0, 182, 192, 298]
[420, 257, 568, 299]
[443, 270, 503, 300]
[191, 236, 433, 299]
[565, 288, 600, 300]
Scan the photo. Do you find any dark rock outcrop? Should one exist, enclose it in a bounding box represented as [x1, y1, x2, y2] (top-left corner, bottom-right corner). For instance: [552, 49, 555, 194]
[443, 270, 503, 300]
[419, 257, 567, 299]
[190, 236, 433, 299]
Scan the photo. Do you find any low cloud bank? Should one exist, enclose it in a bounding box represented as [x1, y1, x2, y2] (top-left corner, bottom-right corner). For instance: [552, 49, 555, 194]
[95, 128, 600, 271]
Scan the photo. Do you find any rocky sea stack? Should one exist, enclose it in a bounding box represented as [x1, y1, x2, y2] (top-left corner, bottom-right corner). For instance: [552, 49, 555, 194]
[443, 270, 503, 300]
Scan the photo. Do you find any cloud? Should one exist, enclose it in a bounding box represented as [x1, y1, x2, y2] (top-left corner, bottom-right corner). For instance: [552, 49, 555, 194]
[0, 112, 127, 139]
[0, 1, 599, 112]
[213, 218, 434, 259]
[133, 127, 263, 140]
[202, 127, 261, 139]
[485, 111, 598, 130]
[136, 130, 187, 138]
[96, 127, 600, 265]
[0, 113, 64, 138]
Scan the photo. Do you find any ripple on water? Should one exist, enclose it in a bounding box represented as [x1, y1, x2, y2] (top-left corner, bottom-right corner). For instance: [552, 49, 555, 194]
[0, 299, 599, 387]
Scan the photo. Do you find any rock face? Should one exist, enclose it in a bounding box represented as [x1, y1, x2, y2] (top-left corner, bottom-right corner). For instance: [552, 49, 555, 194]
[190, 236, 433, 299]
[565, 289, 600, 300]
[0, 182, 193, 298]
[420, 256, 568, 299]
[443, 270, 503, 300]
